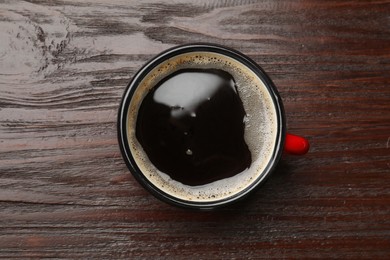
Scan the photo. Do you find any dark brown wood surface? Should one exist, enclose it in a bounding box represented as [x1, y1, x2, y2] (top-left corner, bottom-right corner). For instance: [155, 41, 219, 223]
[1, 0, 390, 258]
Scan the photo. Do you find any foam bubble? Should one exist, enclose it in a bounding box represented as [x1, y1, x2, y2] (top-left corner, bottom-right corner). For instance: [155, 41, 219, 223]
[126, 51, 277, 202]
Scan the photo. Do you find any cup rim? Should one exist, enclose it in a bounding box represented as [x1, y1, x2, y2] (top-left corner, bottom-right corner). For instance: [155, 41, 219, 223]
[117, 43, 286, 210]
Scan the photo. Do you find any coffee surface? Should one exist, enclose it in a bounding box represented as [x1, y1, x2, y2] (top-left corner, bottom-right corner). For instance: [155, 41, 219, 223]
[127, 51, 277, 202]
[136, 69, 252, 186]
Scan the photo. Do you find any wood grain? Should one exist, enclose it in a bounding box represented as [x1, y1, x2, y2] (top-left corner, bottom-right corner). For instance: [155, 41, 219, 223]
[1, 0, 390, 258]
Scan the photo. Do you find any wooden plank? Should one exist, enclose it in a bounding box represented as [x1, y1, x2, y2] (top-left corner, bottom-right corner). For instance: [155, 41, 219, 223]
[1, 0, 390, 258]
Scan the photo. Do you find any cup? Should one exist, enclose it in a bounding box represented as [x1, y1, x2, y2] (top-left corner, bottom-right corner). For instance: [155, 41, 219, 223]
[118, 44, 309, 209]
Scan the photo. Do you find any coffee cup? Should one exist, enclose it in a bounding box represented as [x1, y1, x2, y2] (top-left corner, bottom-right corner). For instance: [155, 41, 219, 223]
[118, 44, 309, 209]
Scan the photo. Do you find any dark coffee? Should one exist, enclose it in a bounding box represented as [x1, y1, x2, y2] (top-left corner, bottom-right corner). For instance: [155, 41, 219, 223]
[136, 69, 251, 186]
[126, 51, 278, 202]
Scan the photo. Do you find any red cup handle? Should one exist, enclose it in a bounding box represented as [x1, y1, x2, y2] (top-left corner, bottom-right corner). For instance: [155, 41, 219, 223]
[284, 133, 310, 155]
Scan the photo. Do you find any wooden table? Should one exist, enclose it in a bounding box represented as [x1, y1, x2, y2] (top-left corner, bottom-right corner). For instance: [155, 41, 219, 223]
[1, 0, 389, 258]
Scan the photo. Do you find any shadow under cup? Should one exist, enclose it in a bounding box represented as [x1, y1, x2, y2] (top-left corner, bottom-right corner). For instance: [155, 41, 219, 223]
[118, 44, 285, 210]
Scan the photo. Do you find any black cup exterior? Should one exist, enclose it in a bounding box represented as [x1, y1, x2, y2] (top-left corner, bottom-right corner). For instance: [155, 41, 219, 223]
[118, 43, 286, 210]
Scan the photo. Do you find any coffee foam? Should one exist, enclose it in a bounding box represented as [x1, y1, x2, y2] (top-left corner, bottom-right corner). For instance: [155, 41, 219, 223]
[127, 51, 277, 202]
